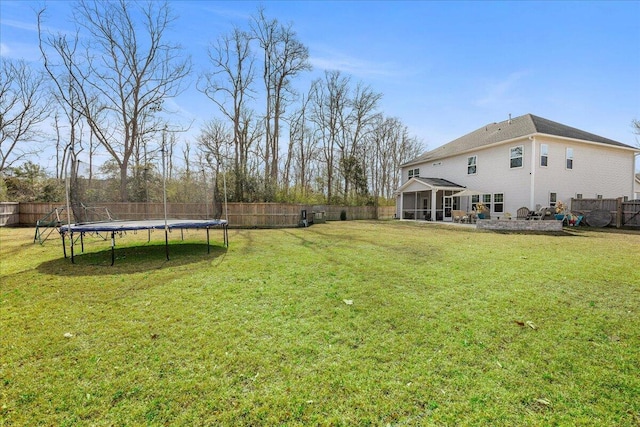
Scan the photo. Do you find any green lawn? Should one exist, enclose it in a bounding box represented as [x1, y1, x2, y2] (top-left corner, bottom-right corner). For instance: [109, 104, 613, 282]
[1, 221, 639, 426]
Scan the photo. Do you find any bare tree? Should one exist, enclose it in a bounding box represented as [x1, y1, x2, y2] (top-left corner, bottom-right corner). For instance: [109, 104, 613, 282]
[197, 118, 232, 214]
[38, 0, 191, 201]
[633, 118, 640, 147]
[310, 70, 352, 203]
[339, 82, 382, 203]
[286, 88, 316, 199]
[199, 27, 258, 201]
[251, 8, 311, 198]
[0, 59, 51, 174]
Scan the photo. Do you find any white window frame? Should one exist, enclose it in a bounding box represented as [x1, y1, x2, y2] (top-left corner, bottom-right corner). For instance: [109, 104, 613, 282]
[413, 168, 420, 177]
[549, 192, 557, 207]
[467, 155, 477, 175]
[510, 145, 524, 169]
[566, 148, 574, 170]
[471, 194, 479, 211]
[494, 193, 504, 213]
[482, 194, 492, 212]
[540, 144, 548, 167]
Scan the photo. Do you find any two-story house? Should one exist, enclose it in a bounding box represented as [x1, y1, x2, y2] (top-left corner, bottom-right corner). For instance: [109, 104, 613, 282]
[396, 113, 638, 221]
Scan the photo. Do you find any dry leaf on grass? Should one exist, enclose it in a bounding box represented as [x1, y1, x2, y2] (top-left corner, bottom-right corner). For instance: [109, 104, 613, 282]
[526, 321, 537, 330]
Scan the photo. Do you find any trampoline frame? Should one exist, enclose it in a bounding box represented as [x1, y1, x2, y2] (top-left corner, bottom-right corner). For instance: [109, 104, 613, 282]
[59, 219, 229, 265]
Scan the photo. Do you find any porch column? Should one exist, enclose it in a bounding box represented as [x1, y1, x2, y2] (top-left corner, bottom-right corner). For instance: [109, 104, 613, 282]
[400, 192, 404, 219]
[414, 191, 418, 220]
[431, 190, 437, 222]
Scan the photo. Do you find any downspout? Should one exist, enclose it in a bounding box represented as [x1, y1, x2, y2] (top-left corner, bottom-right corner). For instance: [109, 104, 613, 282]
[529, 136, 536, 209]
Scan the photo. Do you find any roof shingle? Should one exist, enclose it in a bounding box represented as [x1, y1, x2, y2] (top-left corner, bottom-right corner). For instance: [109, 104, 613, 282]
[404, 114, 635, 166]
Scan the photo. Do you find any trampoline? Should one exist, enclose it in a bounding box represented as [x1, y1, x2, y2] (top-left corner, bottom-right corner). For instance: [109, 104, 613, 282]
[59, 219, 229, 265]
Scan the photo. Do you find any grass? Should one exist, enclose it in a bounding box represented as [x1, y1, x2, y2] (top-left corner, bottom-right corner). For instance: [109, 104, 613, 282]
[1, 221, 639, 426]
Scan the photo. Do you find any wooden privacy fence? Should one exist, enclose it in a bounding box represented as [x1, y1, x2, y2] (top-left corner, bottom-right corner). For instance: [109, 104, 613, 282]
[570, 198, 640, 228]
[11, 202, 396, 228]
[0, 202, 19, 226]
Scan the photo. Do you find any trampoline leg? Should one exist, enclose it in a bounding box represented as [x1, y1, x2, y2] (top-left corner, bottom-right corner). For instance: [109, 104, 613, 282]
[62, 232, 67, 259]
[81, 232, 85, 253]
[165, 229, 170, 261]
[111, 231, 115, 266]
[70, 232, 75, 264]
[206, 227, 210, 253]
[148, 229, 151, 242]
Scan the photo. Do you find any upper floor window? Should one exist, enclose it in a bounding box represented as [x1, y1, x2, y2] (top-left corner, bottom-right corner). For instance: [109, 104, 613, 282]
[408, 168, 420, 179]
[467, 156, 477, 175]
[566, 148, 574, 170]
[540, 144, 548, 167]
[510, 145, 523, 168]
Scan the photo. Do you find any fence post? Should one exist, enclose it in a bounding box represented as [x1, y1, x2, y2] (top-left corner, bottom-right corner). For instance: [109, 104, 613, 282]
[616, 197, 623, 228]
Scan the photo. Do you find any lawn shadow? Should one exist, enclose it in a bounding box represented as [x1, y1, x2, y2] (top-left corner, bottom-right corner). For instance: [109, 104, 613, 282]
[36, 242, 228, 276]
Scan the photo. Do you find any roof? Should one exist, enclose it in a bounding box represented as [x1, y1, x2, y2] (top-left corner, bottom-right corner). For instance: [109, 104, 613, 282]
[395, 177, 466, 194]
[403, 113, 636, 167]
[413, 177, 463, 188]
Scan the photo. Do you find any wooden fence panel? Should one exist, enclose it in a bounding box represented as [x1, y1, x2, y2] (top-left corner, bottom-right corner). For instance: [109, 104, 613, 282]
[570, 198, 640, 228]
[621, 200, 640, 227]
[0, 202, 19, 226]
[15, 202, 392, 227]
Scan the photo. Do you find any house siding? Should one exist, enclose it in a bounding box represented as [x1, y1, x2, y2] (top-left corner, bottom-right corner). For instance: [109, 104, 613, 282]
[402, 139, 532, 215]
[534, 136, 635, 207]
[400, 136, 636, 216]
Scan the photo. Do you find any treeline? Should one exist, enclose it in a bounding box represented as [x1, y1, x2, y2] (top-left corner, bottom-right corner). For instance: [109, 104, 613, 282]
[0, 1, 424, 207]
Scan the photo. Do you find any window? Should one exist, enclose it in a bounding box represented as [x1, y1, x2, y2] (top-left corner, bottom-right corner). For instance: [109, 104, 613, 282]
[413, 168, 420, 177]
[549, 192, 557, 207]
[597, 194, 603, 199]
[540, 144, 548, 167]
[483, 194, 492, 212]
[576, 193, 583, 199]
[471, 194, 479, 211]
[408, 169, 413, 178]
[494, 193, 504, 213]
[566, 148, 573, 170]
[467, 156, 477, 175]
[510, 145, 523, 168]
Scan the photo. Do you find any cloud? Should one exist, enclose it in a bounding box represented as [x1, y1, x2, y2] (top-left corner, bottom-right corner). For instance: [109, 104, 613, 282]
[309, 45, 404, 79]
[0, 43, 10, 57]
[0, 18, 40, 32]
[474, 70, 531, 107]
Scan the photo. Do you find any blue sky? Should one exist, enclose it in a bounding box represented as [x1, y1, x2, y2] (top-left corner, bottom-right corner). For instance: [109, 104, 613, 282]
[1, 0, 639, 171]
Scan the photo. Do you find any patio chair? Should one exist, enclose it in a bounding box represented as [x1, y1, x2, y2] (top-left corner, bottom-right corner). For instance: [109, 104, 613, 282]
[452, 210, 466, 223]
[516, 207, 530, 220]
[530, 206, 547, 220]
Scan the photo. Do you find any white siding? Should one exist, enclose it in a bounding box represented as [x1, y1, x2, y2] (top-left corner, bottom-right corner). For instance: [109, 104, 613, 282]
[401, 136, 636, 215]
[403, 138, 532, 215]
[534, 136, 635, 207]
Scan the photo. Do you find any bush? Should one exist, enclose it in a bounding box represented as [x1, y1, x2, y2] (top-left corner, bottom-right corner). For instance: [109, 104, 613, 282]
[340, 210, 347, 221]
